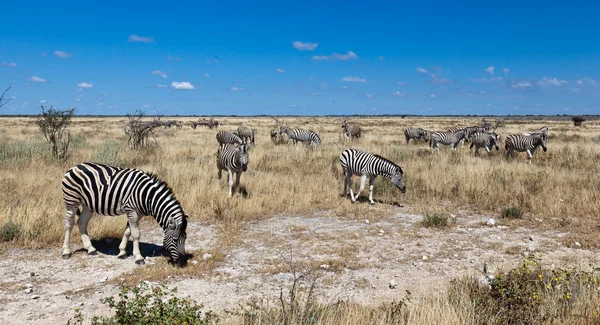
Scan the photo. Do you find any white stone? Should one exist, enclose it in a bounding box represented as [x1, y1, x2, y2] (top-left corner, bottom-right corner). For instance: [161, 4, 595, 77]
[24, 284, 33, 288]
[320, 264, 330, 270]
[191, 260, 199, 265]
[486, 218, 495, 226]
[422, 255, 428, 261]
[203, 253, 213, 261]
[365, 219, 370, 224]
[23, 288, 33, 294]
[32, 295, 40, 300]
[389, 279, 397, 289]
[575, 242, 581, 247]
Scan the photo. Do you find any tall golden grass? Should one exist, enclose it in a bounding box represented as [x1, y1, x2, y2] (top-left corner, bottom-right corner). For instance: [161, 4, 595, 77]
[0, 116, 599, 248]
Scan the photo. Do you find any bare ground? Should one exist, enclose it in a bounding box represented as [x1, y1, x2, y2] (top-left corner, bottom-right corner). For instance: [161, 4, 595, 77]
[1, 208, 597, 324]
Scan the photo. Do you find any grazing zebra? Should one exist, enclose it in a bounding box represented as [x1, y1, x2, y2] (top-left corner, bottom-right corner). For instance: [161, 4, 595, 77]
[217, 143, 249, 197]
[61, 162, 188, 266]
[270, 129, 279, 141]
[216, 130, 243, 146]
[430, 129, 468, 153]
[339, 148, 406, 205]
[469, 132, 501, 156]
[342, 119, 361, 140]
[505, 127, 548, 164]
[280, 126, 321, 146]
[404, 127, 428, 144]
[237, 126, 255, 145]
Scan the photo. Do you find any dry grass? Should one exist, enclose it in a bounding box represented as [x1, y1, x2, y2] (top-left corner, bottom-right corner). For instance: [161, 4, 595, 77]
[0, 115, 599, 249]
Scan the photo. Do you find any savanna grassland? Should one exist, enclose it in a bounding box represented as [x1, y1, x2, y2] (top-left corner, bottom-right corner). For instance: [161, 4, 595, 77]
[1, 115, 600, 325]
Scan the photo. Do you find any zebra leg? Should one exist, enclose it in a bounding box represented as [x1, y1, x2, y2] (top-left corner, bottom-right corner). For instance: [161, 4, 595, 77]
[217, 166, 222, 180]
[485, 146, 491, 157]
[235, 171, 242, 194]
[61, 206, 78, 259]
[343, 173, 351, 197]
[228, 169, 234, 197]
[526, 150, 533, 164]
[368, 177, 376, 205]
[474, 146, 479, 156]
[117, 222, 131, 259]
[77, 206, 97, 255]
[126, 211, 145, 264]
[351, 175, 367, 203]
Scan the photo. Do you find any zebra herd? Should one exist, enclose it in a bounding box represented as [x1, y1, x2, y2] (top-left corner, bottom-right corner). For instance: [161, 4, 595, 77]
[406, 125, 549, 163]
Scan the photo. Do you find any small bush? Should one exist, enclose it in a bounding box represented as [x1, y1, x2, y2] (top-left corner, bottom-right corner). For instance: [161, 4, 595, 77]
[0, 220, 21, 242]
[502, 207, 523, 219]
[68, 283, 217, 325]
[92, 140, 123, 166]
[421, 213, 455, 228]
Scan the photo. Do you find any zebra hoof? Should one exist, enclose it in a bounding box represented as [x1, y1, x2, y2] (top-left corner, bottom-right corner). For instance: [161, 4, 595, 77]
[369, 202, 375, 206]
[117, 254, 127, 259]
[135, 259, 145, 265]
[87, 250, 98, 256]
[61, 253, 72, 259]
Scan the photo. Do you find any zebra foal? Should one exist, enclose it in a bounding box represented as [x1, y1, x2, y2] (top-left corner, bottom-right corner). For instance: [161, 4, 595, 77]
[505, 127, 548, 164]
[430, 129, 467, 153]
[469, 132, 501, 156]
[339, 148, 406, 205]
[404, 127, 428, 144]
[280, 126, 321, 146]
[217, 143, 249, 197]
[216, 130, 243, 146]
[61, 162, 189, 266]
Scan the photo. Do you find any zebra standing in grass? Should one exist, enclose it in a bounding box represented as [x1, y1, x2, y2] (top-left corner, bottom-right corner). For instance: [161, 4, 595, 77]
[339, 148, 406, 205]
[505, 127, 548, 164]
[404, 127, 428, 144]
[61, 162, 188, 266]
[270, 129, 279, 142]
[237, 126, 255, 146]
[280, 126, 321, 146]
[430, 129, 468, 153]
[342, 119, 361, 141]
[216, 130, 243, 146]
[469, 132, 501, 157]
[217, 143, 249, 197]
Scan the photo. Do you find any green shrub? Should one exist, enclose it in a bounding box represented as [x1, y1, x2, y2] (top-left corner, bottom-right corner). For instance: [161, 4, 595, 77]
[502, 207, 523, 219]
[68, 283, 218, 325]
[0, 220, 21, 242]
[92, 140, 123, 166]
[421, 214, 455, 228]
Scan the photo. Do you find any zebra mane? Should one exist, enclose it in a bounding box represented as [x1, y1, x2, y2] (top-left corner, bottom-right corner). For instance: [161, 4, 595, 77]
[143, 171, 185, 216]
[373, 154, 403, 174]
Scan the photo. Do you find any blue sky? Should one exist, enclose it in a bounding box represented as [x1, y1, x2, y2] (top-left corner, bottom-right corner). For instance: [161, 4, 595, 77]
[0, 0, 599, 115]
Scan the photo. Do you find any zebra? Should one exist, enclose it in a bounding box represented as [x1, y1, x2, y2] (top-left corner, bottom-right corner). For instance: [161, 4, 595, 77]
[61, 162, 188, 266]
[404, 127, 428, 144]
[469, 132, 501, 156]
[505, 127, 548, 164]
[342, 119, 361, 140]
[280, 126, 321, 146]
[237, 126, 255, 146]
[430, 129, 468, 153]
[216, 130, 243, 146]
[339, 148, 406, 205]
[217, 143, 249, 197]
[270, 129, 279, 142]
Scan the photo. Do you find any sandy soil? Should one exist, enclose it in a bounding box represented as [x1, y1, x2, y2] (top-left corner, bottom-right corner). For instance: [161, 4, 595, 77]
[1, 208, 596, 324]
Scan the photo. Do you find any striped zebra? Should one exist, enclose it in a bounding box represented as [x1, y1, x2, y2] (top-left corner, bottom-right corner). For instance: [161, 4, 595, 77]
[280, 126, 321, 146]
[342, 119, 361, 140]
[430, 129, 468, 153]
[339, 148, 406, 205]
[61, 162, 188, 266]
[237, 126, 255, 145]
[469, 132, 501, 156]
[505, 127, 548, 163]
[216, 130, 243, 146]
[217, 143, 249, 197]
[404, 127, 428, 144]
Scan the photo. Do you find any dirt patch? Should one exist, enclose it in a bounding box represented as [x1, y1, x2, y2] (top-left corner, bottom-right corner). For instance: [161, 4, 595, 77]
[0, 209, 597, 324]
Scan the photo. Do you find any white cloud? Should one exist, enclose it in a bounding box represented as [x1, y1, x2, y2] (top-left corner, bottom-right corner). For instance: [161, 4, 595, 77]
[396, 81, 405, 86]
[128, 35, 154, 43]
[171, 81, 195, 90]
[429, 74, 452, 84]
[2, 62, 17, 67]
[54, 50, 71, 58]
[393, 91, 406, 98]
[30, 76, 46, 83]
[231, 86, 244, 91]
[77, 82, 93, 88]
[570, 88, 581, 93]
[312, 51, 357, 61]
[151, 70, 167, 79]
[469, 76, 503, 83]
[40, 100, 46, 103]
[378, 56, 384, 61]
[576, 78, 597, 86]
[430, 94, 436, 98]
[485, 66, 495, 75]
[539, 77, 567, 87]
[75, 98, 81, 102]
[277, 68, 285, 73]
[341, 76, 366, 83]
[156, 84, 168, 88]
[292, 41, 318, 51]
[503, 68, 510, 75]
[142, 104, 150, 108]
[342, 85, 348, 89]
[167, 55, 181, 61]
[204, 73, 210, 78]
[511, 80, 534, 89]
[416, 67, 428, 74]
[365, 93, 373, 98]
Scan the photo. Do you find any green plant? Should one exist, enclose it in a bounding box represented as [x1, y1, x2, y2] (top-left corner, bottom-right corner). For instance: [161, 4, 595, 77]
[502, 207, 523, 219]
[35, 105, 75, 160]
[421, 213, 455, 228]
[68, 283, 218, 325]
[0, 220, 21, 242]
[92, 140, 123, 166]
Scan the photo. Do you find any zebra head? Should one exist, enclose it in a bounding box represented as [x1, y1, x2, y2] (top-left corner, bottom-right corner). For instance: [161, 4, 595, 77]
[238, 144, 249, 171]
[391, 167, 406, 193]
[420, 130, 428, 141]
[491, 133, 501, 150]
[164, 213, 188, 266]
